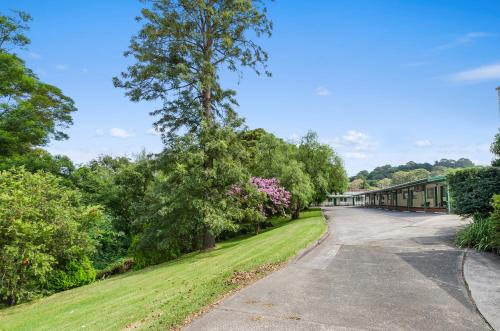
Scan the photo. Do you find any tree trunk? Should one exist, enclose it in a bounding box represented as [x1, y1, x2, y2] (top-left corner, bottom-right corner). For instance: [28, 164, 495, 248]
[202, 226, 215, 250]
[292, 208, 300, 220]
[9, 294, 16, 306]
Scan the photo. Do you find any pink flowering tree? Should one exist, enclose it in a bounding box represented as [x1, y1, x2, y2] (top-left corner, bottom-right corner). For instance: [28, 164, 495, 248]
[250, 177, 291, 217]
[228, 177, 290, 234]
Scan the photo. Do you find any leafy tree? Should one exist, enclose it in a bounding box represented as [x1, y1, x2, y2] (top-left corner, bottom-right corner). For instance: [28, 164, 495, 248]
[349, 178, 364, 190]
[132, 119, 250, 266]
[430, 165, 449, 176]
[72, 154, 154, 238]
[391, 169, 430, 185]
[0, 11, 76, 158]
[0, 168, 101, 305]
[349, 177, 370, 190]
[0, 148, 75, 179]
[280, 160, 314, 219]
[376, 178, 392, 188]
[329, 154, 349, 194]
[114, 0, 272, 142]
[115, 0, 273, 249]
[245, 130, 296, 179]
[228, 181, 267, 234]
[297, 131, 347, 201]
[0, 11, 31, 51]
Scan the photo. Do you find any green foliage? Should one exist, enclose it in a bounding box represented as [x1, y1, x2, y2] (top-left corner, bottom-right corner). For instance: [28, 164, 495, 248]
[243, 129, 347, 209]
[132, 120, 250, 267]
[280, 160, 315, 219]
[456, 216, 494, 251]
[0, 12, 76, 158]
[0, 54, 76, 155]
[456, 195, 500, 254]
[114, 0, 272, 142]
[86, 214, 128, 271]
[448, 167, 500, 217]
[0, 210, 326, 330]
[0, 168, 100, 305]
[352, 158, 474, 182]
[376, 178, 392, 188]
[71, 154, 153, 238]
[0, 148, 75, 178]
[0, 10, 31, 51]
[47, 257, 96, 292]
[390, 168, 430, 185]
[489, 195, 500, 252]
[228, 181, 267, 234]
[95, 257, 134, 279]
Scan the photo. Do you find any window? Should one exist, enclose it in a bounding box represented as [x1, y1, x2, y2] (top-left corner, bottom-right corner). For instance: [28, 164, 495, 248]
[403, 192, 408, 199]
[426, 187, 434, 199]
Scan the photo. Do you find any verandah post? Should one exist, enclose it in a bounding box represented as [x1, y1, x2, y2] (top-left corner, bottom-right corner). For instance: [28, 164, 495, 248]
[423, 184, 427, 213]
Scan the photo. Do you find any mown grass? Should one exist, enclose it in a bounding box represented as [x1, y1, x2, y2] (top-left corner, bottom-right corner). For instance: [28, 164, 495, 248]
[0, 209, 326, 331]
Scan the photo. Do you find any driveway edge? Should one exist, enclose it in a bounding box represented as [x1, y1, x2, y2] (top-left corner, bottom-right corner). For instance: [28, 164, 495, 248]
[462, 250, 500, 331]
[292, 208, 331, 262]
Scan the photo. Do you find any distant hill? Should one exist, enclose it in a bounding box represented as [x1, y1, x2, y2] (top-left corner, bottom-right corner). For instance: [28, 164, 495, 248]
[349, 158, 475, 190]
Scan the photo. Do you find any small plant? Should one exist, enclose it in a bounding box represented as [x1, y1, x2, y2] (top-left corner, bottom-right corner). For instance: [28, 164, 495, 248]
[456, 215, 493, 251]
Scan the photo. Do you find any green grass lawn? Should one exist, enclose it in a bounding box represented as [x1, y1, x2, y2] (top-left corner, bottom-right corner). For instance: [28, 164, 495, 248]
[0, 209, 326, 331]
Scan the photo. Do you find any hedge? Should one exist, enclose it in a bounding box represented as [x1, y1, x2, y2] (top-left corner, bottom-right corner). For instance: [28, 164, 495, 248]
[448, 166, 500, 217]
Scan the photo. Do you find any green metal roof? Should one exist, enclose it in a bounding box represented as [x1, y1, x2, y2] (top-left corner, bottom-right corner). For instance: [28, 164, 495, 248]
[353, 175, 446, 196]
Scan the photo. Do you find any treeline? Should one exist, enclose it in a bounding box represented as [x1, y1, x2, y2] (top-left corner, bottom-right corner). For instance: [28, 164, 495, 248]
[0, 129, 347, 306]
[0, 7, 348, 306]
[350, 158, 475, 190]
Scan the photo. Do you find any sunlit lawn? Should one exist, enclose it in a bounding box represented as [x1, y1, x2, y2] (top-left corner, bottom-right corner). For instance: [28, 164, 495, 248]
[0, 209, 326, 331]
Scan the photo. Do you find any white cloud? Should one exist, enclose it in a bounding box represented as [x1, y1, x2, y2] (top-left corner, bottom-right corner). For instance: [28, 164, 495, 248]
[315, 86, 331, 96]
[109, 128, 134, 138]
[448, 63, 500, 83]
[433, 32, 492, 52]
[336, 130, 377, 151]
[415, 139, 432, 147]
[55, 64, 67, 71]
[325, 130, 377, 164]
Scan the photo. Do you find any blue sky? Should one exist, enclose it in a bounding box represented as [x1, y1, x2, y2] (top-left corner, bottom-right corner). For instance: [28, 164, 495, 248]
[2, 0, 500, 175]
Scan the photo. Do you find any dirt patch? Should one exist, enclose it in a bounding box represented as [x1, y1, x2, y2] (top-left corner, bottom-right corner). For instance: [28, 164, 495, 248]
[226, 263, 283, 287]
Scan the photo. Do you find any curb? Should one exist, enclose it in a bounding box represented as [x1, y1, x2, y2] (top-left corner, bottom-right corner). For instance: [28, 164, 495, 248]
[292, 208, 331, 262]
[461, 250, 495, 331]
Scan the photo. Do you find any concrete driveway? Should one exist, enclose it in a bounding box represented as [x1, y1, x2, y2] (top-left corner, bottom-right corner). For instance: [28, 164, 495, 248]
[186, 207, 491, 331]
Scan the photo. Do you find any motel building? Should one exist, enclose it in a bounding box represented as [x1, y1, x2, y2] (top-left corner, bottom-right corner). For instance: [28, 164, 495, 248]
[325, 189, 369, 207]
[326, 176, 450, 213]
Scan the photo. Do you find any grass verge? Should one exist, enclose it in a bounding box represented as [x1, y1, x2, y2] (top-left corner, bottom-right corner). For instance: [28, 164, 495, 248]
[0, 209, 326, 331]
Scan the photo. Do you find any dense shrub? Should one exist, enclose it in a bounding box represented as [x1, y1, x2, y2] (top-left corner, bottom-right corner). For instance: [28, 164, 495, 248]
[448, 167, 500, 217]
[456, 216, 494, 252]
[489, 195, 500, 251]
[95, 258, 134, 279]
[456, 195, 500, 254]
[0, 168, 101, 305]
[47, 257, 96, 291]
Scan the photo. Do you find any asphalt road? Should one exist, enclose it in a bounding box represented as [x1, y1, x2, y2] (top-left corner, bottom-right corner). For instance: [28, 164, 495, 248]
[186, 207, 491, 331]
